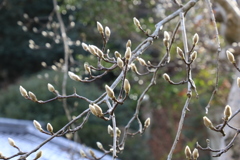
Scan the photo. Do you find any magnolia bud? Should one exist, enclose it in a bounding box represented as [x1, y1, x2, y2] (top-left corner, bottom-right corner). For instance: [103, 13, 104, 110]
[126, 39, 131, 48]
[68, 71, 81, 81]
[89, 149, 96, 159]
[80, 150, 87, 158]
[163, 38, 169, 48]
[144, 118, 151, 128]
[131, 63, 138, 73]
[84, 63, 91, 74]
[117, 57, 124, 68]
[114, 51, 121, 58]
[47, 83, 55, 92]
[177, 47, 184, 59]
[93, 104, 103, 117]
[133, 17, 141, 28]
[19, 86, 28, 98]
[237, 77, 240, 88]
[192, 148, 199, 159]
[81, 42, 89, 51]
[190, 51, 197, 61]
[137, 57, 147, 66]
[105, 26, 111, 38]
[8, 138, 16, 147]
[105, 85, 115, 99]
[164, 31, 170, 41]
[203, 116, 214, 129]
[193, 33, 199, 45]
[29, 91, 38, 102]
[226, 50, 235, 63]
[35, 151, 42, 160]
[108, 125, 113, 137]
[185, 146, 191, 159]
[97, 21, 104, 34]
[163, 73, 170, 82]
[125, 47, 131, 60]
[96, 142, 103, 150]
[124, 79, 131, 94]
[116, 127, 121, 137]
[89, 104, 97, 116]
[88, 45, 98, 56]
[47, 123, 53, 133]
[224, 105, 232, 121]
[33, 120, 43, 132]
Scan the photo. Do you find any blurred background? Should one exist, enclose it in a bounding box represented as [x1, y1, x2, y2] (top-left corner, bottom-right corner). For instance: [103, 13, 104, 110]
[0, 0, 239, 159]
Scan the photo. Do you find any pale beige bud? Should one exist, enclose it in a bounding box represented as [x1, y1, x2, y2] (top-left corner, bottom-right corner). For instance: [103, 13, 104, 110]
[177, 47, 184, 59]
[8, 138, 16, 147]
[97, 21, 104, 34]
[89, 104, 97, 116]
[47, 123, 53, 133]
[226, 50, 235, 63]
[144, 118, 151, 128]
[29, 91, 38, 102]
[80, 150, 87, 158]
[116, 127, 121, 137]
[131, 63, 138, 73]
[114, 51, 121, 58]
[203, 116, 214, 129]
[108, 125, 113, 136]
[34, 151, 42, 160]
[163, 38, 169, 48]
[124, 79, 131, 94]
[237, 77, 240, 88]
[117, 57, 124, 68]
[93, 104, 103, 117]
[84, 63, 91, 73]
[163, 73, 170, 82]
[96, 142, 103, 150]
[193, 33, 199, 45]
[105, 26, 111, 38]
[126, 39, 131, 48]
[192, 148, 199, 159]
[133, 17, 141, 28]
[20, 86, 28, 98]
[125, 47, 131, 60]
[81, 42, 89, 51]
[190, 51, 197, 61]
[88, 45, 98, 56]
[137, 57, 147, 66]
[185, 146, 191, 159]
[105, 85, 115, 99]
[33, 120, 43, 132]
[47, 83, 55, 92]
[224, 105, 232, 121]
[89, 149, 96, 158]
[68, 71, 81, 81]
[164, 31, 170, 41]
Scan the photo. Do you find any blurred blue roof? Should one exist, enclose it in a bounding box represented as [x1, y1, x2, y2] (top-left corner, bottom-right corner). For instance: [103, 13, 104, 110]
[0, 118, 112, 160]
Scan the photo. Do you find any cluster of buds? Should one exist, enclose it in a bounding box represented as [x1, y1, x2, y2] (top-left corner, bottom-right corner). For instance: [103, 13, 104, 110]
[107, 125, 121, 137]
[97, 21, 111, 41]
[185, 146, 199, 160]
[19, 86, 39, 102]
[89, 104, 103, 118]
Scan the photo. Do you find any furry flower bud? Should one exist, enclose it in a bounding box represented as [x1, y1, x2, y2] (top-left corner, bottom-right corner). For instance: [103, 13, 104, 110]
[190, 51, 197, 61]
[47, 123, 53, 133]
[193, 33, 199, 45]
[47, 83, 55, 92]
[68, 71, 81, 81]
[124, 79, 131, 94]
[105, 85, 115, 99]
[185, 146, 191, 159]
[137, 57, 147, 66]
[81, 42, 89, 51]
[108, 125, 113, 137]
[226, 50, 235, 63]
[20, 86, 28, 98]
[224, 105, 232, 121]
[125, 47, 131, 60]
[114, 51, 121, 58]
[33, 120, 43, 132]
[80, 150, 87, 158]
[8, 138, 16, 147]
[29, 91, 38, 102]
[97, 21, 104, 34]
[192, 148, 199, 159]
[237, 77, 240, 88]
[164, 31, 170, 41]
[144, 118, 151, 128]
[105, 26, 111, 38]
[35, 151, 42, 160]
[203, 116, 214, 129]
[133, 17, 141, 28]
[126, 39, 131, 48]
[177, 47, 185, 59]
[117, 57, 124, 68]
[96, 142, 103, 150]
[163, 73, 170, 82]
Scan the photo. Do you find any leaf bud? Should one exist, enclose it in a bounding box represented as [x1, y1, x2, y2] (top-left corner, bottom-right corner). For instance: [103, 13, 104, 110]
[47, 123, 53, 133]
[34, 151, 42, 160]
[163, 73, 170, 82]
[80, 150, 87, 158]
[117, 57, 124, 68]
[105, 85, 115, 99]
[137, 57, 147, 66]
[203, 116, 214, 129]
[96, 142, 103, 150]
[8, 138, 16, 147]
[190, 51, 197, 61]
[177, 47, 185, 59]
[144, 118, 151, 128]
[224, 105, 232, 121]
[108, 125, 113, 137]
[124, 79, 131, 94]
[33, 120, 43, 132]
[126, 39, 131, 48]
[133, 17, 141, 28]
[114, 51, 121, 58]
[81, 42, 89, 51]
[192, 148, 199, 159]
[164, 31, 170, 41]
[105, 26, 111, 38]
[125, 47, 132, 60]
[97, 21, 104, 34]
[193, 33, 199, 45]
[47, 83, 56, 92]
[19, 86, 28, 98]
[237, 77, 240, 88]
[29, 91, 38, 102]
[184, 146, 191, 159]
[226, 50, 235, 63]
[68, 71, 81, 81]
